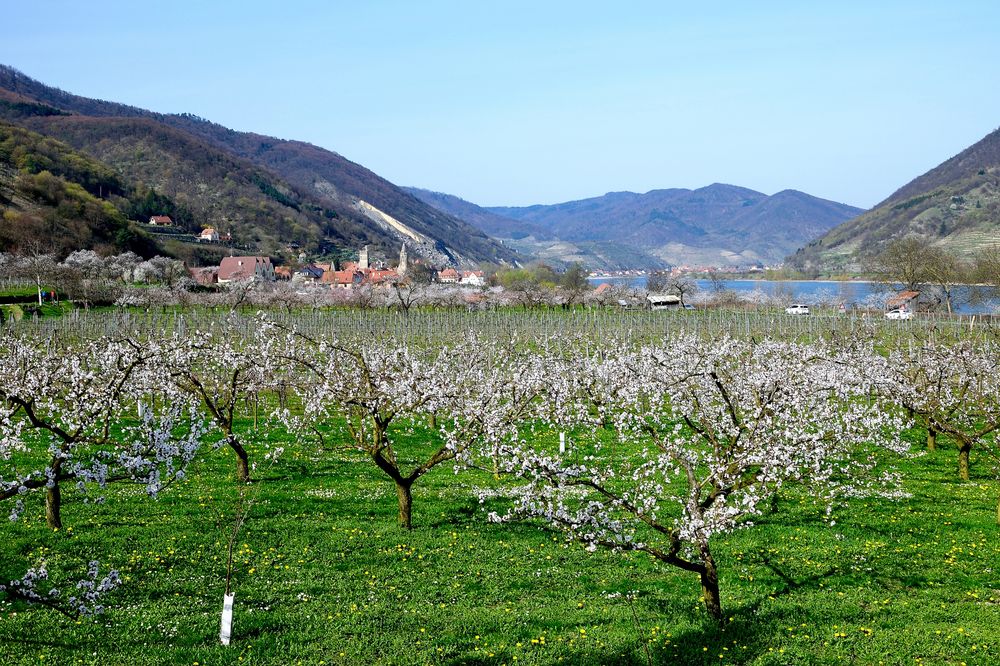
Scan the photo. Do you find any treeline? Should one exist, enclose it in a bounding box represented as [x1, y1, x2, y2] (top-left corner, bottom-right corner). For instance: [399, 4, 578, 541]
[494, 262, 589, 290]
[0, 122, 126, 199]
[0, 171, 157, 257]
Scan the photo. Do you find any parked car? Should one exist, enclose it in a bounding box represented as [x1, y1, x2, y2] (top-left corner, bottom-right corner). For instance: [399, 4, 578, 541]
[885, 308, 913, 320]
[785, 303, 810, 315]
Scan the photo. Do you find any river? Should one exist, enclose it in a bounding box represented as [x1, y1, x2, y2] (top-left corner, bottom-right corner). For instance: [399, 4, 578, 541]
[587, 277, 999, 315]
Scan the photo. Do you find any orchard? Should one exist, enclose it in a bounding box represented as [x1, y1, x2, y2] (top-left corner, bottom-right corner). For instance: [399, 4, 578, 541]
[1, 315, 999, 664]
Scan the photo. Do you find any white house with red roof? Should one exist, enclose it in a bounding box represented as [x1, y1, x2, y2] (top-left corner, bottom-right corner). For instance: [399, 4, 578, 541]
[459, 270, 486, 287]
[149, 215, 173, 226]
[199, 228, 220, 242]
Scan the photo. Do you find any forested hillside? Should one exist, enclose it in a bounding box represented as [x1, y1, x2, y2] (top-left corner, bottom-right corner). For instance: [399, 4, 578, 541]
[0, 65, 518, 266]
[0, 122, 158, 256]
[790, 126, 1000, 273]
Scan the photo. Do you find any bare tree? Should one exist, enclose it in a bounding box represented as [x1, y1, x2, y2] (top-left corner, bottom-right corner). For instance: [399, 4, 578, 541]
[390, 277, 425, 314]
[666, 275, 698, 306]
[869, 237, 935, 291]
[923, 246, 972, 314]
[645, 270, 670, 293]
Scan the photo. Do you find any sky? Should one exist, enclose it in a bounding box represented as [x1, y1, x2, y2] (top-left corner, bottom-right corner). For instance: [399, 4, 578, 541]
[3, 1, 999, 209]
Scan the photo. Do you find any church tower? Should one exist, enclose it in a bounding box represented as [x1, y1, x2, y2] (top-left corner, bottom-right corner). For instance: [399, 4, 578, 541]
[359, 245, 370, 270]
[398, 243, 408, 276]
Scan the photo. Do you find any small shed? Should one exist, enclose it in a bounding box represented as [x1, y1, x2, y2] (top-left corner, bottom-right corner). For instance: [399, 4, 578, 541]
[647, 293, 682, 310]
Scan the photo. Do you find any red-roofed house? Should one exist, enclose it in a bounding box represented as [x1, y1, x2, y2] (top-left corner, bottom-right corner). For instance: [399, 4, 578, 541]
[199, 228, 220, 242]
[323, 269, 364, 289]
[437, 268, 460, 283]
[274, 266, 293, 281]
[887, 290, 920, 311]
[149, 215, 173, 226]
[218, 256, 275, 283]
[460, 270, 486, 287]
[364, 269, 399, 284]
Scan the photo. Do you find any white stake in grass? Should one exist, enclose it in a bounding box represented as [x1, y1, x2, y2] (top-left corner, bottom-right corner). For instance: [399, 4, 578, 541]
[220, 592, 235, 646]
[559, 432, 566, 455]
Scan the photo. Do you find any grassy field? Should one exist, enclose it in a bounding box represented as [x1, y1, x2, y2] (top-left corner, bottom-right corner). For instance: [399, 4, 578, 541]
[2, 419, 999, 665]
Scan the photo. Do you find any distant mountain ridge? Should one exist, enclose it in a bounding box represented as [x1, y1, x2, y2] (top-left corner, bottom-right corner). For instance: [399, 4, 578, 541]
[0, 65, 517, 266]
[790, 126, 1000, 272]
[409, 183, 863, 269]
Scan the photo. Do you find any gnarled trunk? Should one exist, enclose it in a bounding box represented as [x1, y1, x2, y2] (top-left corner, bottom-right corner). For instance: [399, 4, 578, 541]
[926, 427, 937, 451]
[958, 441, 971, 481]
[45, 481, 62, 530]
[699, 545, 723, 623]
[395, 480, 413, 530]
[227, 434, 250, 484]
[45, 457, 63, 530]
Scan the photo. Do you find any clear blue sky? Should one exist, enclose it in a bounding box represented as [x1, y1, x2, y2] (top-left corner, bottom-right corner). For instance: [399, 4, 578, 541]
[3, 1, 998, 208]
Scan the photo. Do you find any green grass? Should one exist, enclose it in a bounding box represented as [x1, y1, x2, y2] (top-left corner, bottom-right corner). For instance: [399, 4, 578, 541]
[2, 422, 999, 665]
[0, 285, 52, 300]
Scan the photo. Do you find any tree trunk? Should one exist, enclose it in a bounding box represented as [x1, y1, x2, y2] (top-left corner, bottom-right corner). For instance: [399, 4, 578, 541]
[958, 442, 971, 481]
[45, 481, 62, 530]
[927, 427, 937, 451]
[395, 480, 413, 530]
[228, 435, 250, 484]
[699, 545, 723, 623]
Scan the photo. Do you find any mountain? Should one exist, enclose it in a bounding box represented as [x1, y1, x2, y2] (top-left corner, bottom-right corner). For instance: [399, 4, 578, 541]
[408, 183, 861, 269]
[403, 188, 554, 241]
[0, 65, 516, 266]
[404, 187, 673, 269]
[790, 127, 1000, 273]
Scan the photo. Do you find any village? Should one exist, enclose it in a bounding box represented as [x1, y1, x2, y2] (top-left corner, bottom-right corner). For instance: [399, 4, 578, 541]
[145, 215, 487, 289]
[189, 243, 486, 290]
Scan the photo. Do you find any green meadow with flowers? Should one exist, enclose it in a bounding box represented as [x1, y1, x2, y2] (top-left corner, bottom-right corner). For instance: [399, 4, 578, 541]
[1, 417, 999, 666]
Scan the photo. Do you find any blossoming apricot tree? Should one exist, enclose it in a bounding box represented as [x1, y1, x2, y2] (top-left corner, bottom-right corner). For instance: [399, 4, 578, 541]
[872, 339, 1000, 482]
[0, 334, 206, 529]
[489, 336, 907, 622]
[287, 335, 472, 529]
